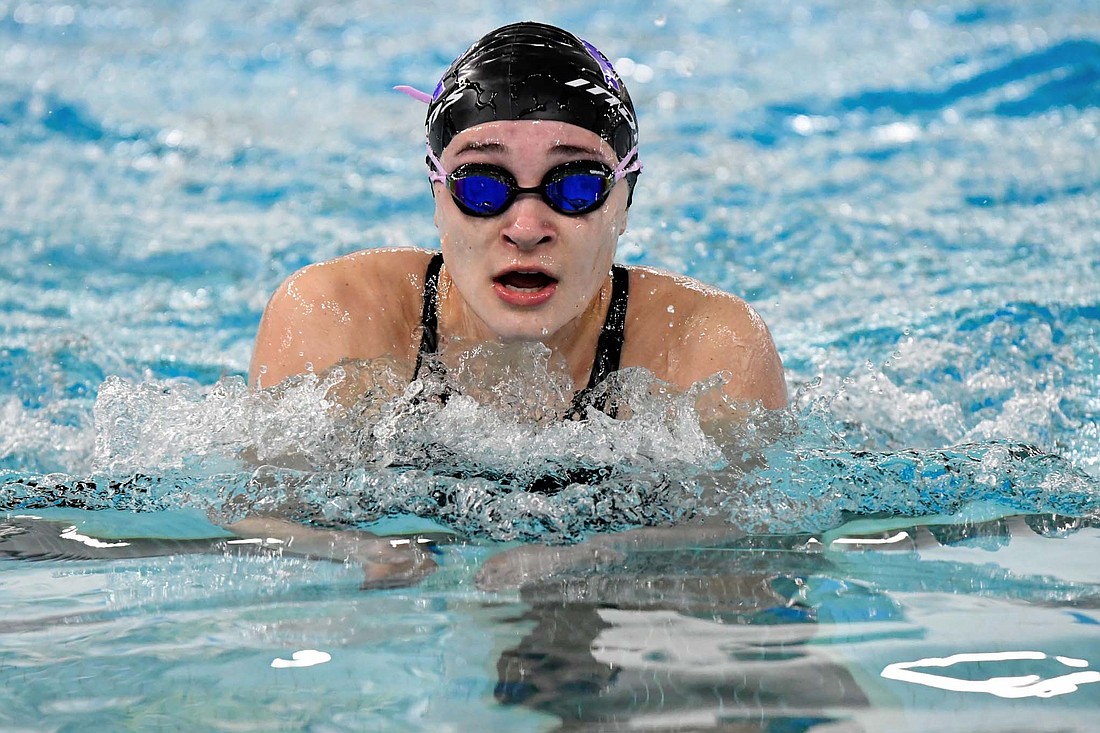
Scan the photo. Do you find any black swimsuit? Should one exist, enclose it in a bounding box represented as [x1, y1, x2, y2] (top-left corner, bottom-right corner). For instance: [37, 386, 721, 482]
[411, 252, 629, 419]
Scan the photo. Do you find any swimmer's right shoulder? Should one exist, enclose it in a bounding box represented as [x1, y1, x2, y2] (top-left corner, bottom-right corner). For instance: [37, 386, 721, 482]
[272, 248, 436, 307]
[252, 249, 438, 386]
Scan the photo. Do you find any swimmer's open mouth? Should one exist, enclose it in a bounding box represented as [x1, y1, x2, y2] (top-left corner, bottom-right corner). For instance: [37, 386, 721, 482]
[494, 270, 558, 291]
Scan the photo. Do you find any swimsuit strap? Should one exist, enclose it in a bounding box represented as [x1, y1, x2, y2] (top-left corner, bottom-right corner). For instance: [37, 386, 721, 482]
[585, 264, 630, 390]
[412, 251, 444, 381]
[567, 264, 630, 418]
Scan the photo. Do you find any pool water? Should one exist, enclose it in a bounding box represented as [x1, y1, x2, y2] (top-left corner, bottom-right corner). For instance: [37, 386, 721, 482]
[2, 0, 1099, 731]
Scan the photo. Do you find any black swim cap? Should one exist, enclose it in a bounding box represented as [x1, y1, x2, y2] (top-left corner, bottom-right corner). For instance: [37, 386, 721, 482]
[424, 22, 639, 163]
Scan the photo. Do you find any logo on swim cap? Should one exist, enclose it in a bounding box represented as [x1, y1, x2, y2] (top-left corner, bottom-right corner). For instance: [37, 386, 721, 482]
[579, 39, 621, 93]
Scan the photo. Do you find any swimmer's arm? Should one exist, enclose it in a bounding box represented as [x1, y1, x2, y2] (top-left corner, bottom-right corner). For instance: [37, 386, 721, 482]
[587, 521, 743, 552]
[225, 517, 437, 589]
[475, 520, 744, 592]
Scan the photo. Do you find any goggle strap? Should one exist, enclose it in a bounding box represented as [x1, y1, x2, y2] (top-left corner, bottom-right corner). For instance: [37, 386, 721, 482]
[394, 85, 434, 104]
[612, 145, 643, 180]
[425, 144, 447, 185]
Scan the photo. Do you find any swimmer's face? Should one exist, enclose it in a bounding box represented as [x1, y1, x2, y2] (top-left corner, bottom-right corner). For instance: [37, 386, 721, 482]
[433, 120, 629, 344]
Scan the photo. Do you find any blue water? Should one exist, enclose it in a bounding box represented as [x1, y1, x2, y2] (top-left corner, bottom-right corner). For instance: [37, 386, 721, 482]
[2, 1, 1100, 730]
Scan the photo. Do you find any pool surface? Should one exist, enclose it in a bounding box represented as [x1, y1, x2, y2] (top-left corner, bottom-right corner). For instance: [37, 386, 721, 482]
[2, 1, 1099, 730]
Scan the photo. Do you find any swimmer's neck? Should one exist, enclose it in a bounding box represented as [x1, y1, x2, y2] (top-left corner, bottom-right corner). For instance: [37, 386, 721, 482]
[434, 269, 614, 389]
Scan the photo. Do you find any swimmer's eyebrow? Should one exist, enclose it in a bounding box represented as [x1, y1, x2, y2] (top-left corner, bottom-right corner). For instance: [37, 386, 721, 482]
[451, 140, 505, 156]
[547, 143, 608, 160]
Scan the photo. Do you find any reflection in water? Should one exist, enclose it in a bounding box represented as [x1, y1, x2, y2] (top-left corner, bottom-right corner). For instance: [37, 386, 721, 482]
[488, 515, 1100, 731]
[881, 651, 1100, 699]
[495, 607, 875, 731]
[5, 508, 1100, 730]
[270, 649, 332, 669]
[492, 545, 876, 731]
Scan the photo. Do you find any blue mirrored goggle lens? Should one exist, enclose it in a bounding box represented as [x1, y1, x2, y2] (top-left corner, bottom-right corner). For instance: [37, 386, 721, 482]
[451, 176, 512, 215]
[545, 174, 609, 214]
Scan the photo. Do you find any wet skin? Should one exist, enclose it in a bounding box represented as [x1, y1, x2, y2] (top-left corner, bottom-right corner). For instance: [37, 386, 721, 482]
[249, 120, 786, 408]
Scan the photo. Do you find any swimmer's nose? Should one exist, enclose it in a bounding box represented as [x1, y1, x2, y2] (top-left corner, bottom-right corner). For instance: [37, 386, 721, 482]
[501, 195, 555, 250]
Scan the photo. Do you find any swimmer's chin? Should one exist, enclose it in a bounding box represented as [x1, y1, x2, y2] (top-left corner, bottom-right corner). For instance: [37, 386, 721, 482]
[471, 320, 566, 345]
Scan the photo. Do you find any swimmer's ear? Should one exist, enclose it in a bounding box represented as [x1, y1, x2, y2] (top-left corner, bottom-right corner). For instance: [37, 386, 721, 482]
[425, 154, 437, 196]
[624, 170, 640, 208]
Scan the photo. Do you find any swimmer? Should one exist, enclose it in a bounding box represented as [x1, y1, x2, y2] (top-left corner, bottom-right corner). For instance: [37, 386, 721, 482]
[249, 21, 785, 412]
[238, 22, 787, 588]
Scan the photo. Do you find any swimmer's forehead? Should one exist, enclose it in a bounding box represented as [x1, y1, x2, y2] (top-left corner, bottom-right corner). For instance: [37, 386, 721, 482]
[444, 120, 617, 162]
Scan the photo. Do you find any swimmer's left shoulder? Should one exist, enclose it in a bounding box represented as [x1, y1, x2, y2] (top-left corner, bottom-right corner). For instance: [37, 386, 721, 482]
[624, 265, 762, 331]
[623, 265, 786, 407]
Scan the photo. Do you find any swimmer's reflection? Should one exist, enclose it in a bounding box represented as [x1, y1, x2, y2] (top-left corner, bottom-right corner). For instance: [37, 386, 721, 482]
[486, 514, 1100, 732]
[490, 543, 874, 732]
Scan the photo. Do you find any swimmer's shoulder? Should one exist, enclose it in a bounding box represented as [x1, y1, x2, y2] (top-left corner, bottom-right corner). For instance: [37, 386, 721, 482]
[623, 265, 758, 329]
[251, 248, 437, 386]
[622, 265, 787, 408]
[273, 247, 436, 305]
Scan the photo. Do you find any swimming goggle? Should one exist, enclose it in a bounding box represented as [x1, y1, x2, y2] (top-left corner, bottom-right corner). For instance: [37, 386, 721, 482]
[427, 145, 642, 217]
